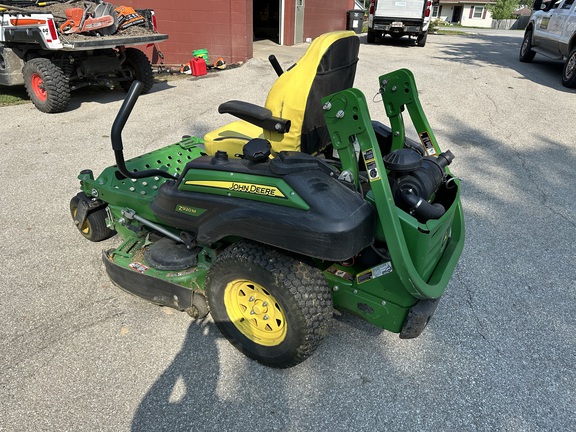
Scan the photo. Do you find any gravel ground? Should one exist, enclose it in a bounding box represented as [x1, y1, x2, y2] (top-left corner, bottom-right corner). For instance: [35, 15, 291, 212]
[1, 31, 575, 431]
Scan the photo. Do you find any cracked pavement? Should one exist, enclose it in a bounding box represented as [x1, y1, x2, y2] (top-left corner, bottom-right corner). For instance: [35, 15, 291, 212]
[1, 30, 575, 431]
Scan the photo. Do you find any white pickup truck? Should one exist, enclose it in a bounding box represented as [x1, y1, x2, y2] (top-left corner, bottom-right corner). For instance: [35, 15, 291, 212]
[519, 0, 576, 87]
[0, 1, 168, 112]
[366, 0, 432, 47]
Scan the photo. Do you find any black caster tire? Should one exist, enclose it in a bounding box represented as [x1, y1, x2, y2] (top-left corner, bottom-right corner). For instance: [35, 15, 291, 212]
[70, 195, 116, 242]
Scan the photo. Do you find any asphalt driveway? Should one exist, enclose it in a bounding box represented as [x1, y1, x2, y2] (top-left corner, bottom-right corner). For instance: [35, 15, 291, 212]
[1, 30, 575, 431]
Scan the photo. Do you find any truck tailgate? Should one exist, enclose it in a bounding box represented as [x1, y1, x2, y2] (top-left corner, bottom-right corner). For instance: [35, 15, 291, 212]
[59, 33, 168, 51]
[376, 0, 424, 20]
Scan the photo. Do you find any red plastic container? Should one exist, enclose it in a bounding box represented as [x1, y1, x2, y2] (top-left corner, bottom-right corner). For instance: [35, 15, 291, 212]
[191, 57, 207, 76]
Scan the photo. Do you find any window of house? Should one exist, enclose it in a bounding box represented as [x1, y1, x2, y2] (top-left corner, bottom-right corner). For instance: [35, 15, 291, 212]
[432, 5, 440, 17]
[473, 6, 484, 18]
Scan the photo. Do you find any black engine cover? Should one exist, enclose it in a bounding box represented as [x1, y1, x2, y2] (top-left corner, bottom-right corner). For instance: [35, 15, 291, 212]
[150, 153, 375, 261]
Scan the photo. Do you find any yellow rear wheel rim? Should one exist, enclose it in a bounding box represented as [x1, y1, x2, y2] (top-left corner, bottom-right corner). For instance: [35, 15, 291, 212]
[223, 279, 287, 346]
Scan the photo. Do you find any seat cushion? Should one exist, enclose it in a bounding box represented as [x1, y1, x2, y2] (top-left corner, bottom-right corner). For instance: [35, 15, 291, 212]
[204, 31, 359, 157]
[265, 31, 359, 154]
[203, 120, 264, 156]
[204, 120, 302, 156]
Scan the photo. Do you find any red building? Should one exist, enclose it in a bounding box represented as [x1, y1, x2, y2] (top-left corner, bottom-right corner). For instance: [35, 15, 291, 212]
[120, 0, 355, 65]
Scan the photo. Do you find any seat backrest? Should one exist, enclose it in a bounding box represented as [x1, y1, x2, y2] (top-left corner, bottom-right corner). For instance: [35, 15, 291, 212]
[264, 31, 360, 154]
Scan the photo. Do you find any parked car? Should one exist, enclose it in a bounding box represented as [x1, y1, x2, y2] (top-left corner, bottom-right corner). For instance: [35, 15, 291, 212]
[519, 0, 576, 87]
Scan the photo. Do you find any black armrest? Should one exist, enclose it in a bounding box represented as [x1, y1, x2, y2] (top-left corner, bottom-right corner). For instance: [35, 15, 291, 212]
[218, 100, 291, 134]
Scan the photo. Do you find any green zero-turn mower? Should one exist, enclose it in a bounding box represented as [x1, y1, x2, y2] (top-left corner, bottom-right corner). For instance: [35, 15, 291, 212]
[71, 31, 464, 368]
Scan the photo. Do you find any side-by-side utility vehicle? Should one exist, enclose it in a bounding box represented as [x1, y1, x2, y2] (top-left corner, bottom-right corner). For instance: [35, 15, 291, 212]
[0, 1, 167, 112]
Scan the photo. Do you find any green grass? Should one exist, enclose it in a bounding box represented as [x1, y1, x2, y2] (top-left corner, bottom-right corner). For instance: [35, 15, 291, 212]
[0, 87, 29, 106]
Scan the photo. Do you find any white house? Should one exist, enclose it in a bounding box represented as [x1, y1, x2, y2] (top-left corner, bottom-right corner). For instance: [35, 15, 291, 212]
[432, 0, 495, 28]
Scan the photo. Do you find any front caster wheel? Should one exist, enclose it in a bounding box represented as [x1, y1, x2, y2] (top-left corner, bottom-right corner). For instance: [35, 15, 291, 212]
[206, 241, 333, 368]
[70, 195, 116, 242]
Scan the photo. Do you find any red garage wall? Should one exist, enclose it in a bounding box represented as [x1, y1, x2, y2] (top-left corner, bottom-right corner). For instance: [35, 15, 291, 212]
[303, 0, 355, 42]
[121, 0, 253, 66]
[283, 0, 354, 45]
[118, 0, 355, 66]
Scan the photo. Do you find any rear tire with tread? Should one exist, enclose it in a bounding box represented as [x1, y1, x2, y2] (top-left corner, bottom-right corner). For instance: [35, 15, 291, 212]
[519, 29, 536, 63]
[23, 58, 70, 113]
[417, 32, 427, 47]
[562, 47, 576, 88]
[367, 30, 376, 44]
[206, 241, 333, 368]
[119, 48, 155, 93]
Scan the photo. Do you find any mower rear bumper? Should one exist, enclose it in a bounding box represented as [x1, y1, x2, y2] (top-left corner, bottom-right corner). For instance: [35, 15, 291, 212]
[399, 298, 440, 338]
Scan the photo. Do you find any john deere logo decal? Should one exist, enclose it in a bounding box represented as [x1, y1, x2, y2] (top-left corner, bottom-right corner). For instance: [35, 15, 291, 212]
[185, 180, 285, 198]
[228, 182, 284, 197]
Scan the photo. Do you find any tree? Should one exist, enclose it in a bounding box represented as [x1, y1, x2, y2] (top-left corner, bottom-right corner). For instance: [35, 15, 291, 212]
[487, 0, 522, 19]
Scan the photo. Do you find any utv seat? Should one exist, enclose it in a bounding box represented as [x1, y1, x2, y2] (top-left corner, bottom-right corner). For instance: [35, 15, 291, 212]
[203, 30, 360, 157]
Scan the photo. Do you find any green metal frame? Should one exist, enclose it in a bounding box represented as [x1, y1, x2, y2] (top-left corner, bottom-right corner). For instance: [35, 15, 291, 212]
[320, 69, 465, 331]
[78, 137, 204, 224]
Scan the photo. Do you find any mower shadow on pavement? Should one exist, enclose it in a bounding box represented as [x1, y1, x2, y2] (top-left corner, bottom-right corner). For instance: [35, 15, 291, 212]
[130, 311, 409, 431]
[131, 318, 291, 431]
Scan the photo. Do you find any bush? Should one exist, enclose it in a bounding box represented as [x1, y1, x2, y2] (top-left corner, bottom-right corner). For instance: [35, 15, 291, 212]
[487, 0, 521, 19]
[430, 18, 450, 32]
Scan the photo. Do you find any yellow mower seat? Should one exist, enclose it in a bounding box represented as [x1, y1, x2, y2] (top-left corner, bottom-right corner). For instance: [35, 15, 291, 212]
[204, 31, 360, 156]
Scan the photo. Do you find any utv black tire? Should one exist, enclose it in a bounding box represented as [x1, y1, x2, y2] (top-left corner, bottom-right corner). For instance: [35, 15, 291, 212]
[417, 32, 427, 47]
[367, 30, 376, 44]
[519, 29, 536, 63]
[119, 48, 155, 93]
[561, 47, 576, 88]
[70, 195, 116, 242]
[205, 241, 333, 368]
[23, 58, 70, 113]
